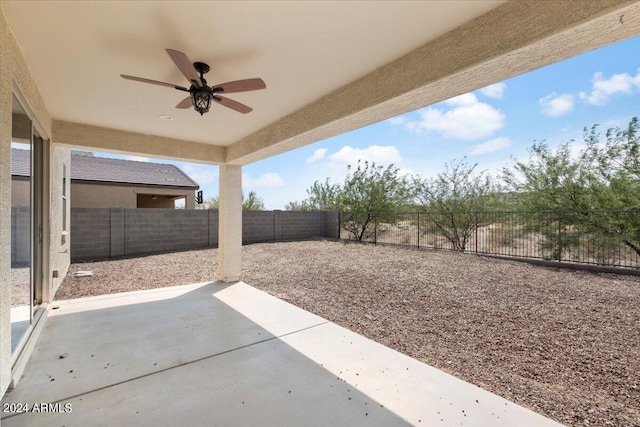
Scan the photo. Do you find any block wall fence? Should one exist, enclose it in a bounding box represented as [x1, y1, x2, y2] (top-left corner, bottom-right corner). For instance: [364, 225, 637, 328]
[10, 206, 30, 266]
[69, 208, 339, 262]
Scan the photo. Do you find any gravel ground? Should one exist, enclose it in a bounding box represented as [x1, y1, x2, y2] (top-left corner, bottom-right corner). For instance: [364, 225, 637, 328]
[58, 239, 640, 427]
[11, 268, 31, 306]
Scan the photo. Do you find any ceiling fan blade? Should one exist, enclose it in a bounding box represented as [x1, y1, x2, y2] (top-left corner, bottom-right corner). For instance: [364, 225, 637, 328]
[166, 49, 202, 87]
[120, 75, 188, 92]
[213, 95, 253, 114]
[212, 78, 266, 94]
[175, 96, 192, 109]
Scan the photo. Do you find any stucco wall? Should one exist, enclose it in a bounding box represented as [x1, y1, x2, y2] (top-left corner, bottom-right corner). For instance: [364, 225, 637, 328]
[14, 178, 195, 209]
[70, 209, 339, 261]
[1, 6, 14, 394]
[71, 182, 194, 209]
[1, 1, 54, 396]
[137, 194, 176, 209]
[49, 146, 71, 298]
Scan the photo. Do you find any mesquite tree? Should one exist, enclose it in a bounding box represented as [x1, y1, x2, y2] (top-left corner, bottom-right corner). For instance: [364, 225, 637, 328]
[503, 117, 640, 260]
[415, 158, 502, 251]
[289, 160, 415, 240]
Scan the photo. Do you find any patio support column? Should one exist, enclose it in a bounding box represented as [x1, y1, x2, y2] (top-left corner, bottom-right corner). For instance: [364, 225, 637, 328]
[218, 164, 242, 282]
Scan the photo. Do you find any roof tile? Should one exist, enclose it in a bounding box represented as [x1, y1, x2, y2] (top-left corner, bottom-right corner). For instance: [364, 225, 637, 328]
[11, 149, 199, 189]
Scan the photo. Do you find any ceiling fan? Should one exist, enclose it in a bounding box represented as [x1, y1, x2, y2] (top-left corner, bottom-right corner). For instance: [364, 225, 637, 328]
[121, 49, 265, 116]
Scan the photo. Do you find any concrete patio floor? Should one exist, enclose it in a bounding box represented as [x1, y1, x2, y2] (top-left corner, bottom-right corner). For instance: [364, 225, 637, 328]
[1, 282, 563, 426]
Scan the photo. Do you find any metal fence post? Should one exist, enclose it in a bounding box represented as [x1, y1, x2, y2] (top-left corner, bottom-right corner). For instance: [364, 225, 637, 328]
[417, 211, 420, 249]
[374, 213, 377, 245]
[557, 210, 563, 262]
[474, 211, 479, 254]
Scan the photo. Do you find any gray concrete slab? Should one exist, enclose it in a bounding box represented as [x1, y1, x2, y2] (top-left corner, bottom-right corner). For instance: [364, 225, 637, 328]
[1, 282, 563, 426]
[10, 306, 31, 354]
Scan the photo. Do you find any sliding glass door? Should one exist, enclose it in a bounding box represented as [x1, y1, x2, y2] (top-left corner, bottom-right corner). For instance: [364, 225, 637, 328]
[10, 94, 42, 356]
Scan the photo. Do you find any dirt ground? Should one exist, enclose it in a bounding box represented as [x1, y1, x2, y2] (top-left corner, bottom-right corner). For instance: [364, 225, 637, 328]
[11, 267, 31, 306]
[58, 239, 640, 427]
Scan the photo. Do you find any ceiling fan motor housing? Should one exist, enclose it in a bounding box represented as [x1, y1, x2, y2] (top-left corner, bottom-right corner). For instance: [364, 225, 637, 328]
[193, 62, 210, 75]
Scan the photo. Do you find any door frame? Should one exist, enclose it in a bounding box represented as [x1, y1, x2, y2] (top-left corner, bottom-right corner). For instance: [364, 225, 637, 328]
[9, 85, 51, 369]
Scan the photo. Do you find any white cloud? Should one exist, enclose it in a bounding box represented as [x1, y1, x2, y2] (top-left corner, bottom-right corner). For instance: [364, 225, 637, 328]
[469, 137, 511, 156]
[405, 93, 505, 140]
[300, 145, 404, 194]
[568, 142, 588, 162]
[181, 164, 218, 186]
[387, 116, 408, 125]
[306, 148, 327, 164]
[539, 92, 574, 117]
[479, 82, 506, 99]
[443, 93, 478, 107]
[398, 167, 419, 178]
[579, 69, 640, 105]
[327, 145, 401, 168]
[243, 172, 285, 189]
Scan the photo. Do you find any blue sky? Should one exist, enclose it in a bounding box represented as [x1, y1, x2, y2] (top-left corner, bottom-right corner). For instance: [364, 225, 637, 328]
[97, 35, 640, 209]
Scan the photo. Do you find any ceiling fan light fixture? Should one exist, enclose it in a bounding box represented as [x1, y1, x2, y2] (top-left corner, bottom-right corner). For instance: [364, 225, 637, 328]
[121, 49, 265, 116]
[192, 89, 212, 115]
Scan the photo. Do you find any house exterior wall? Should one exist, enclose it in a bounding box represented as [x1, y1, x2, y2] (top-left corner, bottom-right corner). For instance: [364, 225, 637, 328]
[0, 51, 10, 394]
[14, 178, 196, 209]
[137, 194, 177, 209]
[1, 2, 57, 396]
[1, 8, 17, 394]
[71, 182, 137, 208]
[49, 147, 71, 298]
[70, 182, 195, 209]
[70, 209, 339, 261]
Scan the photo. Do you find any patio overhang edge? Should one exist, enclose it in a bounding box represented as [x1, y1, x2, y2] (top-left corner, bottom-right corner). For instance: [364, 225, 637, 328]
[225, 0, 640, 166]
[52, 120, 225, 165]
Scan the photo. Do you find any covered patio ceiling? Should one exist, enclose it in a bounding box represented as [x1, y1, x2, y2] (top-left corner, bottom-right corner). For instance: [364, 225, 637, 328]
[3, 1, 640, 165]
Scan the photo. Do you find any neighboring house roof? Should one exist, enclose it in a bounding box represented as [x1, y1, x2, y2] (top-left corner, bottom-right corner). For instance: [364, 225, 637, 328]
[11, 149, 199, 189]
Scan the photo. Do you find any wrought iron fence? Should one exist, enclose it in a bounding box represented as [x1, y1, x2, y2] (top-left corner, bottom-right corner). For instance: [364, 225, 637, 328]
[339, 210, 640, 270]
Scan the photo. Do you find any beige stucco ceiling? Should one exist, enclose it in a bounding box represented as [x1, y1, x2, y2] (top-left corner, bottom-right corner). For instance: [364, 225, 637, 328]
[2, 1, 503, 146]
[3, 1, 640, 166]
